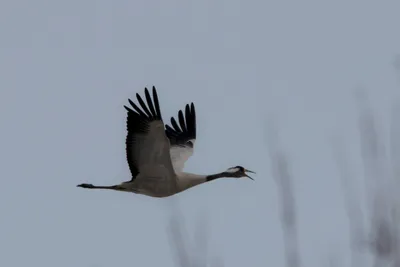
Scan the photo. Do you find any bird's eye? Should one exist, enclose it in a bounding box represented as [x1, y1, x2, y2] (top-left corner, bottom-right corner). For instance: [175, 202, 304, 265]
[186, 141, 193, 147]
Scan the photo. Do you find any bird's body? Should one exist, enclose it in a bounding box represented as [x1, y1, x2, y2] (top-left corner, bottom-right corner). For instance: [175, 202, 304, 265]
[77, 86, 254, 198]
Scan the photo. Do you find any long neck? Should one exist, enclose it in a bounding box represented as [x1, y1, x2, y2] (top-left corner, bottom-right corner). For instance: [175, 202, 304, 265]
[177, 172, 232, 192]
[206, 172, 231, 181]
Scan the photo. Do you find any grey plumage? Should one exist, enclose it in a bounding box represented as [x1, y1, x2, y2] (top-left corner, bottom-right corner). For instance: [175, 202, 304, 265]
[77, 86, 255, 198]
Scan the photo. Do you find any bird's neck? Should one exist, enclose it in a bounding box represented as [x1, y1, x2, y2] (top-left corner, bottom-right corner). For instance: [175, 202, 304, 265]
[206, 172, 231, 181]
[176, 172, 231, 192]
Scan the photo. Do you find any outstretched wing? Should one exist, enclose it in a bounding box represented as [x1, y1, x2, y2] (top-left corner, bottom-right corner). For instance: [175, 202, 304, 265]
[124, 86, 176, 187]
[165, 103, 196, 173]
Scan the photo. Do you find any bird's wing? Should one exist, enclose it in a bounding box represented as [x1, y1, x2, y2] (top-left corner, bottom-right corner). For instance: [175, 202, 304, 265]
[165, 103, 196, 173]
[124, 86, 176, 186]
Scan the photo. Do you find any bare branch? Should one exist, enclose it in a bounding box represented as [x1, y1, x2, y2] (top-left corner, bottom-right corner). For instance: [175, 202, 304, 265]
[354, 89, 400, 265]
[331, 135, 366, 267]
[265, 117, 301, 267]
[166, 199, 224, 267]
[167, 200, 192, 267]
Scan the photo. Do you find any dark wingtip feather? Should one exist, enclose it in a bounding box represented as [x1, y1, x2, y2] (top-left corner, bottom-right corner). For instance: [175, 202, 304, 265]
[184, 104, 193, 135]
[136, 93, 152, 117]
[191, 102, 196, 139]
[164, 99, 197, 147]
[144, 87, 157, 118]
[128, 99, 136, 107]
[178, 110, 187, 132]
[171, 117, 182, 132]
[128, 98, 148, 118]
[185, 104, 190, 115]
[152, 86, 162, 120]
[124, 105, 132, 112]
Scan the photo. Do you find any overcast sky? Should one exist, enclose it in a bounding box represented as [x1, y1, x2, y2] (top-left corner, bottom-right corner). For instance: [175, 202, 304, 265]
[1, 0, 400, 266]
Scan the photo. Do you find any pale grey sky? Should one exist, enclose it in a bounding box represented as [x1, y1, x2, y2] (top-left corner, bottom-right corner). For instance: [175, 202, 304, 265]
[0, 0, 399, 266]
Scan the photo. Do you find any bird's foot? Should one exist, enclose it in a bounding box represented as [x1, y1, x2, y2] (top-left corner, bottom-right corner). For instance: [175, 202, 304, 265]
[77, 183, 94, 188]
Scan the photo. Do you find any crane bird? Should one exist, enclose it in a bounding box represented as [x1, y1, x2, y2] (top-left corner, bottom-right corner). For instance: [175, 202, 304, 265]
[77, 86, 255, 197]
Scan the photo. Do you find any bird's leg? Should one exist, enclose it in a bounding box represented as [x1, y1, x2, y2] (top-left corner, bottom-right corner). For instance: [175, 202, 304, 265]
[77, 183, 122, 190]
[77, 183, 95, 189]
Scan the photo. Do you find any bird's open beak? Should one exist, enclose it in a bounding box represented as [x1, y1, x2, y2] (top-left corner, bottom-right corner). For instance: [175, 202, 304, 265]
[244, 169, 256, 180]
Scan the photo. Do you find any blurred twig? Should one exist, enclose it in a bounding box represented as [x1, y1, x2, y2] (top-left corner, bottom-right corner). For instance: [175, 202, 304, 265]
[354, 90, 399, 265]
[331, 136, 365, 267]
[265, 117, 301, 267]
[166, 198, 224, 267]
[390, 75, 400, 266]
[393, 55, 400, 86]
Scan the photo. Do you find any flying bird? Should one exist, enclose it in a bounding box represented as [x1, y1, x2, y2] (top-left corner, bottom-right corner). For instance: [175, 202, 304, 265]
[77, 86, 255, 197]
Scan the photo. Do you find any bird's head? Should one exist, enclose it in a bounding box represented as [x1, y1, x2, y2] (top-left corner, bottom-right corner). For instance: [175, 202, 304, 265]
[226, 166, 255, 180]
